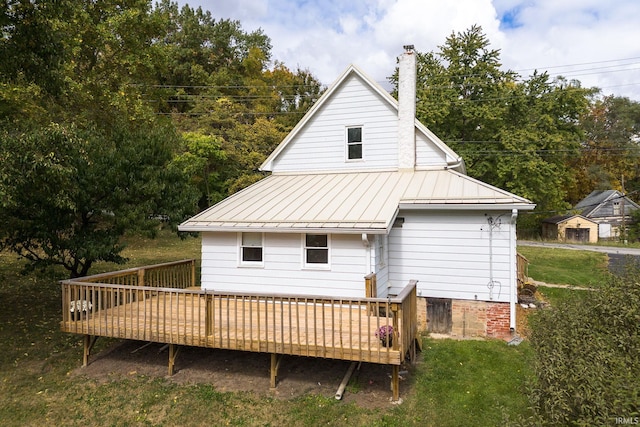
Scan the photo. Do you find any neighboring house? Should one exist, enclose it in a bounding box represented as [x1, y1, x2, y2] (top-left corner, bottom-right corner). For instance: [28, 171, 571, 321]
[574, 190, 639, 239]
[179, 46, 535, 339]
[542, 214, 599, 243]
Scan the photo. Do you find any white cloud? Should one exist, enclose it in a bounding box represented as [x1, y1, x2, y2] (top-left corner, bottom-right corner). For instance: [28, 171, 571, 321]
[177, 0, 640, 100]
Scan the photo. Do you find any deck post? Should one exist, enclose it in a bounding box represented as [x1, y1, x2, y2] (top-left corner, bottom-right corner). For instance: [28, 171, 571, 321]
[190, 260, 196, 288]
[391, 365, 400, 402]
[168, 344, 180, 376]
[205, 295, 212, 336]
[82, 335, 97, 367]
[270, 353, 281, 389]
[391, 303, 400, 350]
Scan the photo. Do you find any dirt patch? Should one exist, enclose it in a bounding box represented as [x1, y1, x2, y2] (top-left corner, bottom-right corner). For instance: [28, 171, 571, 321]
[73, 340, 413, 408]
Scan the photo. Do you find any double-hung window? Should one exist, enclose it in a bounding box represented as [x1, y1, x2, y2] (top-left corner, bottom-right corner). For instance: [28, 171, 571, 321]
[346, 126, 363, 160]
[240, 232, 263, 265]
[304, 234, 329, 267]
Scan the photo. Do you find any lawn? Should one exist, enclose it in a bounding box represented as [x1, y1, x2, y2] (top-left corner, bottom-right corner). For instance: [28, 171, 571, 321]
[0, 230, 535, 426]
[517, 245, 610, 288]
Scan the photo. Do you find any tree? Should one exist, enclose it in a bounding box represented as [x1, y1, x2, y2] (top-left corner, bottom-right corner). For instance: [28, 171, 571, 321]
[172, 131, 227, 209]
[0, 121, 198, 278]
[0, 0, 323, 277]
[392, 26, 593, 224]
[568, 96, 640, 204]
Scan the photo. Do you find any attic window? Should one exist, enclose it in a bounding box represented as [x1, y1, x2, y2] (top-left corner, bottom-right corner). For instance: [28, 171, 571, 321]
[613, 201, 621, 216]
[346, 126, 363, 160]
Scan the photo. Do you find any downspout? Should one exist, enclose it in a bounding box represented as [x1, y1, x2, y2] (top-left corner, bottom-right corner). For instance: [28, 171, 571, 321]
[509, 209, 518, 332]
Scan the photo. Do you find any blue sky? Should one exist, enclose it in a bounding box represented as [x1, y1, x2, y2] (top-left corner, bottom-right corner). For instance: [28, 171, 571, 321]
[177, 0, 640, 100]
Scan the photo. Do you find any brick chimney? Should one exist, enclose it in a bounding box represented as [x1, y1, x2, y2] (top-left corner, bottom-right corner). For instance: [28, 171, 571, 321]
[397, 45, 416, 171]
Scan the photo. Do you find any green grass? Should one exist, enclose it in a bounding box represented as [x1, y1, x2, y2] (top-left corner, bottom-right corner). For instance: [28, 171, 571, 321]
[517, 246, 610, 288]
[387, 339, 534, 427]
[0, 231, 536, 426]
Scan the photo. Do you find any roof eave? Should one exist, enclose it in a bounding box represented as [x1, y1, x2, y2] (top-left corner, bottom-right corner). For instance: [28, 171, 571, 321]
[398, 203, 537, 211]
[177, 224, 390, 234]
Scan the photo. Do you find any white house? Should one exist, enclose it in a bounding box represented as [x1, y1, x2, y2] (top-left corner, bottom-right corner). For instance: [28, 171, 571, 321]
[179, 46, 535, 339]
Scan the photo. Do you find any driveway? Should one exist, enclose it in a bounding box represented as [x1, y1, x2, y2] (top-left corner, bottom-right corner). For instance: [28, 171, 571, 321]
[518, 241, 640, 275]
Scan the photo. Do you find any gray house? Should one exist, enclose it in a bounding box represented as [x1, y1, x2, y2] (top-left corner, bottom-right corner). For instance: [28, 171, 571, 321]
[574, 190, 639, 239]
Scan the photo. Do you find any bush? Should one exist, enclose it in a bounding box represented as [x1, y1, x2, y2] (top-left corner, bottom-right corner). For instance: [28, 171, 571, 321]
[527, 266, 640, 425]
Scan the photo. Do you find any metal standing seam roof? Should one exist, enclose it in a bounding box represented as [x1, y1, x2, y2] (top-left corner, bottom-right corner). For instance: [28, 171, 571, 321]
[178, 170, 535, 233]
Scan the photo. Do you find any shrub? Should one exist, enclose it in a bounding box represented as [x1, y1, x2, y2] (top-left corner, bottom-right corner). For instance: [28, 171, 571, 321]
[527, 266, 640, 425]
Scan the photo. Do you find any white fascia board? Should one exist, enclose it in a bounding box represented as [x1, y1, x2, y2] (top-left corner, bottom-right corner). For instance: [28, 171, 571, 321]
[398, 203, 537, 211]
[177, 225, 390, 234]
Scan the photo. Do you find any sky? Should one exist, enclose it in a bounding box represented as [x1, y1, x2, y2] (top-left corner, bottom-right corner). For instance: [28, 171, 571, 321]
[175, 0, 640, 100]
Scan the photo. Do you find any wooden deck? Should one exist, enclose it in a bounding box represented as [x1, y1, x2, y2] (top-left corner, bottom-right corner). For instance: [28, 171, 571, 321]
[60, 260, 418, 400]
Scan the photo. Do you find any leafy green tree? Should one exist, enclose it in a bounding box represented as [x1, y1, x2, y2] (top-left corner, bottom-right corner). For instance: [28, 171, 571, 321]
[0, 121, 198, 278]
[391, 26, 593, 229]
[0, 0, 71, 96]
[173, 131, 227, 208]
[0, 0, 323, 278]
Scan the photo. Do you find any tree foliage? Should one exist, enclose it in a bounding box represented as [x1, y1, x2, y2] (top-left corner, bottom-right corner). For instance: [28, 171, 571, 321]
[568, 95, 640, 204]
[393, 26, 594, 225]
[0, 121, 196, 278]
[0, 0, 323, 277]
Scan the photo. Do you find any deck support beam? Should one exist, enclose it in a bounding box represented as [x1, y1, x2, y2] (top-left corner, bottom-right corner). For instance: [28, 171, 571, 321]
[270, 353, 282, 389]
[168, 344, 180, 376]
[391, 365, 400, 402]
[82, 335, 98, 367]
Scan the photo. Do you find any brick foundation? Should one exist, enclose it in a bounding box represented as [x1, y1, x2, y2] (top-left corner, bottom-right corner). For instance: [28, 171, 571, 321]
[417, 297, 512, 339]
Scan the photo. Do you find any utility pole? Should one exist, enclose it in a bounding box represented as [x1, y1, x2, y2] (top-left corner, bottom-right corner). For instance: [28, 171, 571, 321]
[621, 175, 626, 244]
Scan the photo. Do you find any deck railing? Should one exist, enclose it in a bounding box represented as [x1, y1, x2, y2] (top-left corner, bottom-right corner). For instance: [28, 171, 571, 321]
[516, 252, 529, 288]
[61, 261, 417, 367]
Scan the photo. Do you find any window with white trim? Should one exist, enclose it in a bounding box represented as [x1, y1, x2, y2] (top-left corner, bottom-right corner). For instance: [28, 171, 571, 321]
[304, 234, 329, 266]
[240, 232, 263, 264]
[346, 126, 363, 160]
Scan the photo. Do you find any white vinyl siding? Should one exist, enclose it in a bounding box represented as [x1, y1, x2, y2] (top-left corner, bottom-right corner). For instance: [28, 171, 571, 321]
[388, 211, 515, 302]
[415, 130, 448, 167]
[270, 74, 399, 172]
[373, 234, 389, 297]
[201, 232, 369, 298]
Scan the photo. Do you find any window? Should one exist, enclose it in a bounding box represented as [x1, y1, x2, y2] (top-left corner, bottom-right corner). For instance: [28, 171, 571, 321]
[240, 232, 263, 264]
[613, 201, 621, 216]
[346, 126, 362, 160]
[304, 234, 329, 265]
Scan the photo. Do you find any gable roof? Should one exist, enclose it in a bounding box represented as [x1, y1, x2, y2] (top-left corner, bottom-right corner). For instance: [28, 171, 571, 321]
[179, 170, 535, 234]
[259, 64, 464, 172]
[575, 190, 640, 217]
